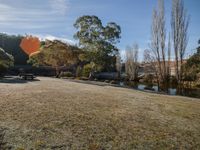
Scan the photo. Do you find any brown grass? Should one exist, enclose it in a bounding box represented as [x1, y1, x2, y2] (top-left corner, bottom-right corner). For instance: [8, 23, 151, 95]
[0, 77, 200, 149]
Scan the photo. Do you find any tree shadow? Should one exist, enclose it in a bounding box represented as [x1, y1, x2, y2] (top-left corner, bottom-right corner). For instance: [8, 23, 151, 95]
[0, 128, 6, 149]
[0, 76, 40, 84]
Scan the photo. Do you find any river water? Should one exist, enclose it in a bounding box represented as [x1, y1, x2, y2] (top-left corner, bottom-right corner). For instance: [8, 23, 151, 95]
[119, 82, 200, 99]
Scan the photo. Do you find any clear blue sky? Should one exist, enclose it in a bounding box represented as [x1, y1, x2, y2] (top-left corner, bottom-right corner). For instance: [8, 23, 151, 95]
[0, 0, 199, 59]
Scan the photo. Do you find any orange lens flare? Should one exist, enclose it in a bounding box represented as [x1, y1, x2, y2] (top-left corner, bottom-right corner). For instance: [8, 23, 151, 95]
[29, 51, 41, 57]
[20, 36, 40, 56]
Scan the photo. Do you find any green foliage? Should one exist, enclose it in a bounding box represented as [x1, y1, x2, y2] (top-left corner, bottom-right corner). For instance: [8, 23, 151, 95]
[27, 52, 45, 67]
[76, 66, 82, 77]
[59, 71, 73, 78]
[196, 39, 200, 55]
[81, 62, 102, 78]
[74, 15, 121, 72]
[82, 63, 93, 77]
[0, 48, 14, 76]
[183, 59, 199, 82]
[182, 41, 200, 81]
[170, 76, 178, 84]
[0, 33, 28, 65]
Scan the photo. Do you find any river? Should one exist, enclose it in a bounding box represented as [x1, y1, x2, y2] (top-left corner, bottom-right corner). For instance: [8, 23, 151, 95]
[119, 82, 200, 99]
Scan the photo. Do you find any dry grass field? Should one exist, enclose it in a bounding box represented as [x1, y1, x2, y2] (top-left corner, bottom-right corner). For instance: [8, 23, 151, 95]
[0, 77, 200, 149]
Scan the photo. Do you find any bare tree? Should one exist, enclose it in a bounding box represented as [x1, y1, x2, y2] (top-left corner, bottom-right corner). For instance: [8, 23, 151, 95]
[167, 32, 171, 77]
[125, 43, 139, 81]
[171, 0, 189, 82]
[150, 0, 167, 84]
[151, 9, 160, 78]
[143, 49, 157, 73]
[158, 0, 167, 80]
[143, 49, 160, 86]
[116, 51, 122, 79]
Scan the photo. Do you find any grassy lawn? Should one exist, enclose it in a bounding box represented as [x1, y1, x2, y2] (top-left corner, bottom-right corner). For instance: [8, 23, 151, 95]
[0, 77, 200, 149]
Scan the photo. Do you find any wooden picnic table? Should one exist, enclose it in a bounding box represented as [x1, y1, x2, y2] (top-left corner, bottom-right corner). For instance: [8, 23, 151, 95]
[19, 73, 36, 80]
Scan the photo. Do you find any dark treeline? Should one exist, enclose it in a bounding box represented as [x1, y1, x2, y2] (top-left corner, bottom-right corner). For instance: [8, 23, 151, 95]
[0, 33, 28, 65]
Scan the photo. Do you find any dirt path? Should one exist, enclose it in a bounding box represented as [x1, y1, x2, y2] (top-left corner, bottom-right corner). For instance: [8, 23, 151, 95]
[0, 77, 200, 149]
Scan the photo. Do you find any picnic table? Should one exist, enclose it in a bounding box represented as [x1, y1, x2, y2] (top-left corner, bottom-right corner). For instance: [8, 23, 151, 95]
[19, 73, 36, 80]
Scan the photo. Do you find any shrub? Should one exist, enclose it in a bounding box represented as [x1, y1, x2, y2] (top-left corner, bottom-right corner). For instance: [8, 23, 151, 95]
[82, 64, 93, 77]
[0, 65, 7, 77]
[76, 66, 82, 77]
[80, 77, 89, 80]
[170, 76, 178, 85]
[0, 48, 14, 77]
[143, 74, 154, 84]
[59, 71, 73, 78]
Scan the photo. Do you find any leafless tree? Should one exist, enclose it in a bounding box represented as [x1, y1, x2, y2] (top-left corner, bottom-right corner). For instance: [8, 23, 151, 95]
[143, 49, 160, 86]
[116, 51, 122, 79]
[143, 49, 157, 72]
[125, 43, 139, 81]
[171, 0, 189, 82]
[151, 9, 160, 76]
[158, 0, 167, 79]
[167, 33, 171, 77]
[150, 0, 167, 84]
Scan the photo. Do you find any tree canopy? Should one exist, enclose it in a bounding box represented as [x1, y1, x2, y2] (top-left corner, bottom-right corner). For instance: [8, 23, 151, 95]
[0, 48, 14, 76]
[28, 40, 81, 76]
[74, 15, 121, 72]
[197, 39, 200, 54]
[0, 33, 28, 65]
[183, 41, 200, 81]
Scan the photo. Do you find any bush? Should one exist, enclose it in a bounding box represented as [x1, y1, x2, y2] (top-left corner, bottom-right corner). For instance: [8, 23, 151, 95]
[0, 48, 14, 77]
[0, 65, 7, 77]
[59, 71, 73, 78]
[80, 77, 89, 80]
[76, 66, 82, 77]
[170, 76, 178, 85]
[82, 64, 93, 77]
[143, 74, 154, 84]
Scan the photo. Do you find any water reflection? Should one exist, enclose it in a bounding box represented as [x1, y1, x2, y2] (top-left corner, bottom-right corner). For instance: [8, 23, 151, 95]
[120, 81, 200, 98]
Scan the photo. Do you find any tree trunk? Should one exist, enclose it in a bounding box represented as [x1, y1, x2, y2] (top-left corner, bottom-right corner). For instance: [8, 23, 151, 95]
[175, 57, 179, 82]
[55, 66, 60, 78]
[117, 71, 121, 80]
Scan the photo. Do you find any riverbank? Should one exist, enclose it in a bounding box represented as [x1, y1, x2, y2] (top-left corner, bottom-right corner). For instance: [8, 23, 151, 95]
[0, 77, 200, 149]
[62, 77, 200, 98]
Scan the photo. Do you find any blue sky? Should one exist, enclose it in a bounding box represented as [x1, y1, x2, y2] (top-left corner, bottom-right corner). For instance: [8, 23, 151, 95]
[0, 0, 199, 60]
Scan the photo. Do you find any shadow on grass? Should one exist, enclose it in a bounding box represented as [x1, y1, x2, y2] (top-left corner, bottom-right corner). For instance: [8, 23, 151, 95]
[0, 128, 6, 149]
[0, 76, 40, 84]
[63, 78, 111, 87]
